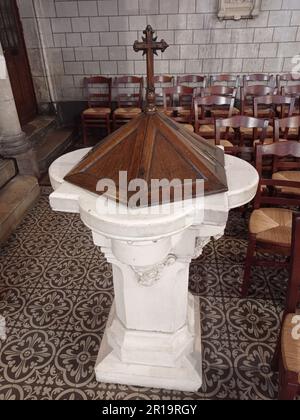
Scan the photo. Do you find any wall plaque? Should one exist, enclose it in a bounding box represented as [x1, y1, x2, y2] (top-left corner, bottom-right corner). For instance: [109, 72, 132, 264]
[218, 0, 261, 20]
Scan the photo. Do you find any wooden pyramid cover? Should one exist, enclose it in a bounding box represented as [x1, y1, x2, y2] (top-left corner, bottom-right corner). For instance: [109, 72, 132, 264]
[64, 26, 228, 207]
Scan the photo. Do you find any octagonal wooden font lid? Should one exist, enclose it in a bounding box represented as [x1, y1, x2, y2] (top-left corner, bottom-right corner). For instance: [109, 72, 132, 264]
[64, 111, 228, 207]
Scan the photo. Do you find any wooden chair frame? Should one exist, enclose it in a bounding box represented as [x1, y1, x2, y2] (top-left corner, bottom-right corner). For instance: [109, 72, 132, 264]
[210, 74, 240, 88]
[154, 75, 174, 107]
[163, 86, 194, 124]
[215, 115, 269, 155]
[243, 73, 274, 87]
[274, 212, 300, 400]
[277, 73, 300, 89]
[177, 74, 207, 89]
[194, 95, 235, 137]
[253, 95, 295, 121]
[113, 76, 143, 129]
[82, 76, 112, 145]
[241, 85, 278, 116]
[282, 85, 300, 115]
[242, 142, 300, 297]
[200, 86, 237, 99]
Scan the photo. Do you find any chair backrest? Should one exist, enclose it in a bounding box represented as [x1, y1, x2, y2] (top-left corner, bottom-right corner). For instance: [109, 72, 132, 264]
[154, 75, 174, 106]
[277, 73, 300, 89]
[163, 86, 194, 109]
[241, 85, 278, 114]
[201, 86, 237, 98]
[255, 141, 300, 208]
[254, 95, 295, 119]
[215, 115, 269, 146]
[177, 75, 207, 88]
[210, 74, 240, 88]
[285, 212, 300, 314]
[243, 73, 274, 86]
[84, 76, 112, 108]
[115, 76, 143, 108]
[194, 95, 235, 134]
[282, 85, 300, 97]
[154, 75, 174, 84]
[274, 115, 300, 142]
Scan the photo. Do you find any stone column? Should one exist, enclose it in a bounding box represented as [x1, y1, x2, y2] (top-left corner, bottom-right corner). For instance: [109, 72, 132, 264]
[0, 42, 39, 177]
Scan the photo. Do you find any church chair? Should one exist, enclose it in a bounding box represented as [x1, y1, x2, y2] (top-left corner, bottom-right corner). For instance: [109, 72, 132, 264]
[154, 75, 174, 108]
[243, 73, 274, 87]
[274, 212, 300, 400]
[270, 117, 300, 198]
[210, 74, 240, 88]
[282, 85, 300, 115]
[200, 86, 239, 116]
[112, 76, 143, 130]
[177, 75, 207, 98]
[252, 95, 296, 145]
[241, 85, 278, 117]
[81, 76, 112, 145]
[278, 312, 300, 400]
[162, 86, 194, 127]
[277, 73, 300, 90]
[194, 95, 235, 145]
[201, 86, 237, 98]
[241, 141, 300, 298]
[215, 115, 269, 157]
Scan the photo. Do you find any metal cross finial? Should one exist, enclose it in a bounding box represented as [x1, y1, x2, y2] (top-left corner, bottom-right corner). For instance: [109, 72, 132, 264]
[133, 25, 169, 113]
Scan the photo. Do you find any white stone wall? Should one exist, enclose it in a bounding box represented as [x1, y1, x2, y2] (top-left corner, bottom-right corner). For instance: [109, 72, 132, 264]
[17, 0, 300, 103]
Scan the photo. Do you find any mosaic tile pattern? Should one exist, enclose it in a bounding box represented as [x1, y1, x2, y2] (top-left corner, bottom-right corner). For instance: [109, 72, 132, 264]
[0, 187, 293, 400]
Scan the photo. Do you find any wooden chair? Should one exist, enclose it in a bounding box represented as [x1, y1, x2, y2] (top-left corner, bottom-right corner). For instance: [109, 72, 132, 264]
[274, 115, 300, 143]
[200, 86, 239, 116]
[243, 73, 274, 87]
[270, 117, 300, 197]
[177, 75, 207, 93]
[194, 95, 235, 145]
[241, 141, 300, 297]
[276, 212, 300, 400]
[154, 75, 174, 107]
[278, 312, 300, 400]
[282, 85, 300, 115]
[215, 115, 269, 156]
[277, 73, 300, 90]
[82, 76, 112, 145]
[210, 74, 240, 88]
[113, 76, 143, 130]
[201, 86, 237, 98]
[163, 86, 194, 127]
[253, 96, 296, 144]
[241, 85, 278, 117]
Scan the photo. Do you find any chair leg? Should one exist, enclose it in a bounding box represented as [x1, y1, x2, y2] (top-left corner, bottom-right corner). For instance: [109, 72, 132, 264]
[241, 235, 256, 298]
[272, 335, 281, 371]
[106, 115, 111, 134]
[278, 371, 299, 400]
[82, 117, 88, 146]
[113, 114, 117, 132]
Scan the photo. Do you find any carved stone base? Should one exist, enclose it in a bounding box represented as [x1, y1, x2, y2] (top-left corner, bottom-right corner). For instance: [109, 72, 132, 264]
[0, 316, 6, 341]
[95, 294, 202, 392]
[0, 133, 39, 177]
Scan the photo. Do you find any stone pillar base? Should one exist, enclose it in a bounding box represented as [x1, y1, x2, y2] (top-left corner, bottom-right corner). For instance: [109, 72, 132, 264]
[15, 149, 40, 178]
[0, 316, 6, 341]
[95, 294, 202, 392]
[0, 132, 40, 178]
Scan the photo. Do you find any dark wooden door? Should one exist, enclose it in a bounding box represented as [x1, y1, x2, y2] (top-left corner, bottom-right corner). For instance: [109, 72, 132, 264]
[0, 0, 37, 125]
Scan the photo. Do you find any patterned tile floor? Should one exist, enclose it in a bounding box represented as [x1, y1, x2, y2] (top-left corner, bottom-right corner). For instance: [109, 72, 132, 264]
[0, 187, 291, 400]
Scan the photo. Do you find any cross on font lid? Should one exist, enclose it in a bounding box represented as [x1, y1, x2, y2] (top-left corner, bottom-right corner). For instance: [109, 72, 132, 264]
[133, 25, 169, 113]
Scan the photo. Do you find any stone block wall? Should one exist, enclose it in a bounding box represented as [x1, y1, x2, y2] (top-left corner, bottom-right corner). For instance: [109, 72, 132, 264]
[17, 0, 300, 105]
